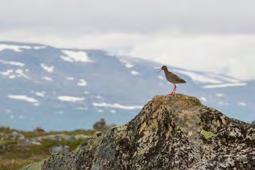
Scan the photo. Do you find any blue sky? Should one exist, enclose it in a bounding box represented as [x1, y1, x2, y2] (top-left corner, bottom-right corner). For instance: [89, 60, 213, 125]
[1, 0, 255, 80]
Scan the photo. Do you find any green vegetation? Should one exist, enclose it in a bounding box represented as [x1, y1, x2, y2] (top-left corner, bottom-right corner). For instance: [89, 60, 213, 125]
[20, 160, 45, 170]
[0, 127, 96, 170]
[200, 129, 216, 140]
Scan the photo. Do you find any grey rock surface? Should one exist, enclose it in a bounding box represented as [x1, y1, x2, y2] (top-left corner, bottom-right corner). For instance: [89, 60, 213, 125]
[42, 94, 255, 170]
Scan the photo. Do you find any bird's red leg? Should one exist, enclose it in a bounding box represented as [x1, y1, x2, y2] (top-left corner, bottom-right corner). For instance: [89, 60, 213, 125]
[173, 84, 177, 95]
[168, 83, 176, 96]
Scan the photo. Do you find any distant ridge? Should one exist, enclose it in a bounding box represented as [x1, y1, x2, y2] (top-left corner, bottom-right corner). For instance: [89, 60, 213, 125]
[0, 41, 254, 130]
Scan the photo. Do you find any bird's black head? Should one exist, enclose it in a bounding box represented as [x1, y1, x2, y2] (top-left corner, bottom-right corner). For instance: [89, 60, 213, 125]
[161, 65, 168, 71]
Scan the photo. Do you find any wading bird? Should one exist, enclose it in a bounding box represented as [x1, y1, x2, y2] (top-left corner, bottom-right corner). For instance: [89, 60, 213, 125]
[160, 65, 186, 95]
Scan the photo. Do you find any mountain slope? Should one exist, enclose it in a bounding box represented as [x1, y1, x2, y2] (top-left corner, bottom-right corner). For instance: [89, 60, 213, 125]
[0, 41, 254, 130]
[41, 94, 255, 170]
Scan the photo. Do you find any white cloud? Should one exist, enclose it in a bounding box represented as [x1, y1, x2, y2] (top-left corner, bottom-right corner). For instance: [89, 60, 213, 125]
[1, 0, 255, 34]
[126, 34, 255, 81]
[1, 1, 255, 80]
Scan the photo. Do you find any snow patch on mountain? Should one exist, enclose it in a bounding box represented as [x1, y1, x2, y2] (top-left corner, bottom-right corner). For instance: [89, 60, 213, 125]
[97, 109, 104, 113]
[110, 109, 117, 114]
[57, 96, 85, 102]
[61, 50, 93, 63]
[40, 63, 54, 73]
[77, 79, 87, 86]
[92, 102, 142, 110]
[9, 115, 15, 119]
[66, 77, 74, 81]
[175, 69, 247, 89]
[18, 115, 25, 119]
[35, 91, 46, 97]
[0, 59, 25, 67]
[1, 69, 30, 79]
[216, 93, 224, 97]
[33, 46, 46, 50]
[238, 102, 247, 107]
[125, 63, 134, 68]
[119, 58, 134, 68]
[203, 83, 247, 88]
[131, 70, 139, 76]
[175, 70, 222, 84]
[15, 69, 30, 79]
[43, 76, 53, 81]
[200, 97, 208, 102]
[0, 44, 31, 52]
[95, 95, 103, 99]
[0, 69, 13, 76]
[76, 107, 88, 111]
[158, 75, 164, 80]
[8, 95, 39, 105]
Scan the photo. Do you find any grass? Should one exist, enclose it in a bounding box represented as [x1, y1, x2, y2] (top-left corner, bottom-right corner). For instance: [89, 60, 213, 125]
[0, 128, 96, 170]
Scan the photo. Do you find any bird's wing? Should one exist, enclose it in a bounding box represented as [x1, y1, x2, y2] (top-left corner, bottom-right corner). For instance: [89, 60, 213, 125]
[170, 72, 186, 83]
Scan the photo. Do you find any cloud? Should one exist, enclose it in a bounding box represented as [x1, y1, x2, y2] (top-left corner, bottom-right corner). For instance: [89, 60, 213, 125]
[2, 30, 255, 80]
[1, 0, 255, 34]
[125, 33, 255, 80]
[1, 0, 255, 80]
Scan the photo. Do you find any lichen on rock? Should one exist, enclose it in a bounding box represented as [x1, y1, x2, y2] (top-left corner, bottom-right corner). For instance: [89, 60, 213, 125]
[42, 94, 255, 170]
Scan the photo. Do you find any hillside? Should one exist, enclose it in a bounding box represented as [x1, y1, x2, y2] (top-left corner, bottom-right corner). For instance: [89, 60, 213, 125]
[0, 41, 254, 131]
[38, 94, 255, 170]
[0, 127, 96, 170]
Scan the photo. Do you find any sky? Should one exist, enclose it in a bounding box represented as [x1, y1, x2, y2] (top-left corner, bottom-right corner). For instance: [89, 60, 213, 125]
[1, 0, 255, 80]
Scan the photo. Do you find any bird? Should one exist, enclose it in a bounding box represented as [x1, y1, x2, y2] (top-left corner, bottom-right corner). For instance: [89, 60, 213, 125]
[160, 65, 186, 96]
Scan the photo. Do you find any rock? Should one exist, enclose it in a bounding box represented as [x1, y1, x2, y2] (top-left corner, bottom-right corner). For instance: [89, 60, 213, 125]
[49, 145, 70, 154]
[43, 94, 255, 170]
[19, 138, 41, 145]
[74, 134, 90, 140]
[252, 120, 255, 125]
[36, 134, 85, 142]
[0, 141, 7, 152]
[96, 131, 102, 137]
[9, 131, 25, 141]
[93, 118, 107, 131]
[19, 138, 33, 145]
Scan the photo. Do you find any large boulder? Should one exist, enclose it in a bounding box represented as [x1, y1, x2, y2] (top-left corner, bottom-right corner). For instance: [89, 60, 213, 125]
[42, 94, 255, 170]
